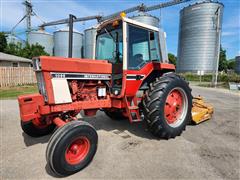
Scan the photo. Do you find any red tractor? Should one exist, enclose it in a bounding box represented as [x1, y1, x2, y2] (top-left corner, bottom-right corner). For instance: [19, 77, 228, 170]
[18, 15, 192, 176]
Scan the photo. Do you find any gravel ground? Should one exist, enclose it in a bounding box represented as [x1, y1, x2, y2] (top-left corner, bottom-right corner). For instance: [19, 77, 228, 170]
[0, 86, 239, 180]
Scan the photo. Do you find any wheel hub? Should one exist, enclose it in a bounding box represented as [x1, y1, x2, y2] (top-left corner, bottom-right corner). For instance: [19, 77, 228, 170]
[65, 137, 90, 165]
[164, 89, 186, 126]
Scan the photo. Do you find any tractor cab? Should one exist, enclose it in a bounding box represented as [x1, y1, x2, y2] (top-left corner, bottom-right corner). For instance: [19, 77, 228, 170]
[95, 15, 171, 97]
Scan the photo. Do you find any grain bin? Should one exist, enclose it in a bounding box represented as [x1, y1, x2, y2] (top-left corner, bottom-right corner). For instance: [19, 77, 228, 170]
[84, 27, 97, 59]
[131, 12, 168, 62]
[6, 34, 24, 45]
[131, 12, 159, 27]
[235, 56, 240, 74]
[177, 1, 224, 73]
[54, 27, 83, 58]
[28, 30, 54, 55]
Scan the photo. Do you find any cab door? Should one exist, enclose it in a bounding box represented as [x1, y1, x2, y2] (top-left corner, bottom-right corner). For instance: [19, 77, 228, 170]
[125, 23, 161, 96]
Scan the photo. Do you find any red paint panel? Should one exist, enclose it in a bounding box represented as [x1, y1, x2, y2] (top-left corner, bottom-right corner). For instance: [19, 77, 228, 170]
[125, 63, 154, 96]
[125, 62, 175, 96]
[40, 56, 112, 74]
[155, 63, 175, 70]
[18, 93, 44, 122]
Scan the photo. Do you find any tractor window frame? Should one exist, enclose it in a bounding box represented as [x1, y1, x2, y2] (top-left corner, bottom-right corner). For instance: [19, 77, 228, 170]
[95, 22, 123, 64]
[127, 24, 161, 70]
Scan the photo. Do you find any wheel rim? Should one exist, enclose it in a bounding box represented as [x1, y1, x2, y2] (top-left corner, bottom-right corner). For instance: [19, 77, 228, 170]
[65, 136, 90, 165]
[164, 87, 188, 128]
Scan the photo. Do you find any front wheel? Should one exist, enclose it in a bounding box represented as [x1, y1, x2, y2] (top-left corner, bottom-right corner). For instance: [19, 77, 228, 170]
[142, 73, 192, 139]
[46, 120, 98, 176]
[21, 120, 55, 137]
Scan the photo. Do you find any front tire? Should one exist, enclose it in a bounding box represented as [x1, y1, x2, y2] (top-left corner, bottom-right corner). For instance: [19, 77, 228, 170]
[21, 120, 55, 137]
[46, 121, 98, 176]
[142, 73, 192, 139]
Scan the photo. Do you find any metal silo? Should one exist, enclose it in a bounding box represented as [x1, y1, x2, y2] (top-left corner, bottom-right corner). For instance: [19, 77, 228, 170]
[28, 30, 54, 55]
[54, 27, 83, 58]
[131, 12, 168, 62]
[131, 12, 159, 27]
[84, 27, 97, 59]
[177, 1, 224, 73]
[235, 56, 240, 74]
[6, 34, 24, 45]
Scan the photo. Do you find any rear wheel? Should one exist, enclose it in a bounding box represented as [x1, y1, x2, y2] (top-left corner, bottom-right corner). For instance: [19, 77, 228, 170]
[46, 121, 98, 176]
[21, 120, 55, 137]
[142, 73, 192, 139]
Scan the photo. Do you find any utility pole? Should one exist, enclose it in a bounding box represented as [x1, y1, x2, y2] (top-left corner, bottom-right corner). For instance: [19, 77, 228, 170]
[212, 7, 222, 88]
[68, 14, 77, 58]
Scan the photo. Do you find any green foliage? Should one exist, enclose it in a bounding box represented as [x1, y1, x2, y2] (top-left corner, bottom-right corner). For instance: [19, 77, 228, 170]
[227, 59, 236, 70]
[3, 42, 49, 59]
[21, 43, 49, 59]
[218, 46, 228, 72]
[0, 32, 7, 52]
[179, 72, 240, 83]
[168, 53, 176, 66]
[4, 42, 23, 56]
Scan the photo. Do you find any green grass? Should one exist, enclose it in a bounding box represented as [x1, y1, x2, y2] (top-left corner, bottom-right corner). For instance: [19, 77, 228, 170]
[0, 85, 38, 99]
[179, 73, 240, 83]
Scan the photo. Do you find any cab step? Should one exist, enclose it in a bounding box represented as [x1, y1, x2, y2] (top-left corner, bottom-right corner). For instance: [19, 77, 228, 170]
[124, 96, 142, 123]
[129, 106, 139, 110]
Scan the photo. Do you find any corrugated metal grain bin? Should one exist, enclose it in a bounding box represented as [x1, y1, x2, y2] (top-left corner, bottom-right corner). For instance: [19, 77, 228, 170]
[131, 12, 160, 27]
[131, 12, 168, 62]
[6, 35, 24, 45]
[28, 30, 54, 55]
[54, 27, 83, 58]
[84, 27, 97, 59]
[177, 1, 224, 73]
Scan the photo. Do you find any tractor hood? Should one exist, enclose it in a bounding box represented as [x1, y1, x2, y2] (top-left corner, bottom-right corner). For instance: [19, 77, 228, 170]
[35, 56, 112, 74]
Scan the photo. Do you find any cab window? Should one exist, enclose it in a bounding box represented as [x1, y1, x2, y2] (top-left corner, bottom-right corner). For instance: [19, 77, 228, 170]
[128, 25, 160, 70]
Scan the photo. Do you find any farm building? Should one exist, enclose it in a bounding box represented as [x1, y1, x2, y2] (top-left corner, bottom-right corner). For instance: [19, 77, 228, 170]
[0, 52, 32, 67]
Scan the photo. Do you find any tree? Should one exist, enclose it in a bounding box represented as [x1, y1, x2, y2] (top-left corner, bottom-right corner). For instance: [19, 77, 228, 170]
[4, 42, 49, 59]
[168, 53, 177, 66]
[0, 32, 7, 52]
[218, 46, 228, 72]
[227, 59, 236, 70]
[4, 42, 23, 56]
[21, 43, 49, 59]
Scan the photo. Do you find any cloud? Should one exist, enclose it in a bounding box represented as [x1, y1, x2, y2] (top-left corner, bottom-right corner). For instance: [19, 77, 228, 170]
[222, 31, 238, 37]
[0, 0, 103, 32]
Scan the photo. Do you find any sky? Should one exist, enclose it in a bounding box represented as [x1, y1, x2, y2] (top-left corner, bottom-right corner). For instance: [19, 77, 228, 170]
[0, 0, 239, 59]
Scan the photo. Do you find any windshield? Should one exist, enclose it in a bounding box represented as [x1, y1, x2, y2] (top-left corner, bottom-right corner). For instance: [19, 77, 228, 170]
[96, 22, 123, 63]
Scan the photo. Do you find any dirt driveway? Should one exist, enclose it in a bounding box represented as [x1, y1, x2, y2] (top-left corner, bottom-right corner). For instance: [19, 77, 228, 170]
[0, 86, 239, 179]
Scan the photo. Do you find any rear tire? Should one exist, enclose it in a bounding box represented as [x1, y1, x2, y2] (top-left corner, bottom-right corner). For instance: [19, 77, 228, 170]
[46, 121, 98, 176]
[142, 73, 192, 139]
[21, 120, 55, 137]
